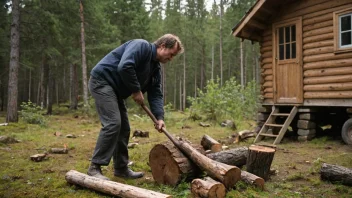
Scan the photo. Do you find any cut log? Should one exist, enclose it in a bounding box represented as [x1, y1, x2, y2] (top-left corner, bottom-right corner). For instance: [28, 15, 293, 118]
[127, 143, 139, 149]
[320, 163, 352, 186]
[30, 153, 47, 162]
[199, 122, 211, 127]
[149, 142, 203, 186]
[132, 130, 149, 138]
[246, 145, 276, 181]
[49, 148, 68, 154]
[206, 147, 248, 167]
[238, 130, 256, 140]
[65, 170, 172, 198]
[191, 177, 226, 198]
[201, 135, 222, 153]
[241, 171, 265, 190]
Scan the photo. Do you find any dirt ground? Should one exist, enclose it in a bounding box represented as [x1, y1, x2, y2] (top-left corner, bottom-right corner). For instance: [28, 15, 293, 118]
[0, 111, 351, 198]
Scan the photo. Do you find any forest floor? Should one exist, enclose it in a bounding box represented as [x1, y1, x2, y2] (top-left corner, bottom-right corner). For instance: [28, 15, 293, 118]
[0, 106, 351, 198]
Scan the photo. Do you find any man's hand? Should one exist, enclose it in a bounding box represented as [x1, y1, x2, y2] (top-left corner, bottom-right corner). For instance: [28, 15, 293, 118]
[155, 120, 165, 132]
[131, 91, 144, 105]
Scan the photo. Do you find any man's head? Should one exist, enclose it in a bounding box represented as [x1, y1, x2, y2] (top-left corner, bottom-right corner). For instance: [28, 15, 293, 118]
[154, 34, 184, 64]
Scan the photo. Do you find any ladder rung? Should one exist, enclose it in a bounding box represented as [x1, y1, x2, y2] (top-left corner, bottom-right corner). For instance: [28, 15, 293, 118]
[260, 133, 278, 137]
[272, 113, 290, 116]
[265, 123, 284, 127]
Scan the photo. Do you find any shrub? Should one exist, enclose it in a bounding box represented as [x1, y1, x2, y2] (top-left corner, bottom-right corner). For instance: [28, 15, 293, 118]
[19, 101, 47, 126]
[188, 78, 260, 122]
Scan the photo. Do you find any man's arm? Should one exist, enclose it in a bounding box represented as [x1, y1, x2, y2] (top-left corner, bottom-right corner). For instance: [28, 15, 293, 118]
[147, 67, 165, 130]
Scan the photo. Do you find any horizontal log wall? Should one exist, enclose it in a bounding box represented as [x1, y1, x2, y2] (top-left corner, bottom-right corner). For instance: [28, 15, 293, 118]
[258, 0, 352, 103]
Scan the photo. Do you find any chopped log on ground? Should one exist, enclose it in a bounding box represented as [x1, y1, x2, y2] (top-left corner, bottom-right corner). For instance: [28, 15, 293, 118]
[149, 142, 204, 186]
[127, 143, 139, 148]
[201, 135, 222, 153]
[132, 130, 149, 138]
[199, 122, 211, 127]
[320, 163, 352, 186]
[65, 170, 172, 198]
[238, 130, 256, 140]
[206, 147, 248, 167]
[0, 123, 8, 126]
[191, 177, 226, 198]
[241, 171, 265, 190]
[0, 136, 19, 144]
[66, 134, 77, 138]
[246, 145, 276, 181]
[30, 153, 47, 162]
[49, 148, 68, 154]
[170, 137, 241, 189]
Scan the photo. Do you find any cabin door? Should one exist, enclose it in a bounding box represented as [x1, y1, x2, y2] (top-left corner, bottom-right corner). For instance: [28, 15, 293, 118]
[273, 18, 303, 104]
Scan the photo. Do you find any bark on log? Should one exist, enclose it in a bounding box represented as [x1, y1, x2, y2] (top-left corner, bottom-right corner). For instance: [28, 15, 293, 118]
[304, 74, 352, 85]
[304, 67, 352, 77]
[303, 40, 333, 50]
[133, 130, 149, 138]
[320, 163, 352, 186]
[201, 135, 222, 153]
[304, 52, 352, 63]
[304, 82, 352, 91]
[149, 142, 203, 186]
[304, 91, 352, 99]
[246, 145, 276, 181]
[303, 20, 332, 32]
[241, 171, 265, 190]
[191, 177, 226, 198]
[65, 170, 172, 198]
[303, 33, 333, 43]
[303, 46, 333, 56]
[304, 58, 352, 70]
[206, 147, 248, 167]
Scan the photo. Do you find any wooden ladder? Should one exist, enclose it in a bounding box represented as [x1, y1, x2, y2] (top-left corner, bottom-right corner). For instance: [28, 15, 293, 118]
[254, 106, 298, 145]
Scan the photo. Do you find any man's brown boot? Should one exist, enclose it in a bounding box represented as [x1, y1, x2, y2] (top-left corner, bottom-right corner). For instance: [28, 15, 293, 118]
[87, 163, 110, 180]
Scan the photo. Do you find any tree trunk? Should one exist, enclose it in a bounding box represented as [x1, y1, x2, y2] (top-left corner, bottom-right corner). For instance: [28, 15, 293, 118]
[173, 71, 176, 109]
[149, 142, 203, 186]
[40, 54, 48, 109]
[246, 145, 276, 181]
[320, 163, 352, 186]
[0, 80, 4, 111]
[183, 52, 186, 111]
[219, 0, 223, 86]
[240, 40, 244, 88]
[200, 135, 222, 153]
[241, 171, 265, 190]
[70, 63, 78, 110]
[211, 45, 214, 81]
[6, 0, 20, 122]
[28, 69, 31, 101]
[65, 170, 172, 198]
[200, 43, 206, 90]
[179, 76, 182, 111]
[206, 147, 248, 167]
[194, 64, 197, 98]
[191, 177, 226, 198]
[162, 64, 166, 104]
[46, 66, 54, 115]
[79, 0, 89, 107]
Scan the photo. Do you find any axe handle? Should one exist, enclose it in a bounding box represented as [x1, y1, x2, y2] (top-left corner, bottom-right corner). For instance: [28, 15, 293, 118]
[140, 104, 178, 145]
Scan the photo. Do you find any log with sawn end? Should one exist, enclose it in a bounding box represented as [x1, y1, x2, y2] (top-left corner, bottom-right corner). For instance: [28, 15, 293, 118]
[201, 135, 222, 153]
[191, 177, 226, 198]
[320, 163, 352, 186]
[65, 170, 172, 198]
[206, 147, 248, 167]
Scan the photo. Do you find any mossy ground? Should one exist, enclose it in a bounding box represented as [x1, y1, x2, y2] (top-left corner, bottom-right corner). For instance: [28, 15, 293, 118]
[0, 106, 351, 198]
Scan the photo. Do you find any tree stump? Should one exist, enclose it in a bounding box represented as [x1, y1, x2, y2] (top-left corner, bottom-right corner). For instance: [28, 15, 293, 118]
[246, 145, 276, 181]
[241, 171, 265, 190]
[191, 177, 226, 198]
[149, 142, 203, 186]
[320, 163, 352, 186]
[65, 170, 171, 198]
[206, 147, 248, 167]
[201, 135, 222, 153]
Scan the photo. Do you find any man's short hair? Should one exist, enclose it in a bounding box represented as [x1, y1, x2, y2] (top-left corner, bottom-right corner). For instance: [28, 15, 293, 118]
[154, 34, 184, 54]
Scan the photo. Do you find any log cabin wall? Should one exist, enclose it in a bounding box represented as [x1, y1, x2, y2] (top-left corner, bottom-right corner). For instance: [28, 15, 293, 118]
[259, 0, 352, 106]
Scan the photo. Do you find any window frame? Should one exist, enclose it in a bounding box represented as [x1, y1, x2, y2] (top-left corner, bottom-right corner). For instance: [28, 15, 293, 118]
[334, 8, 352, 53]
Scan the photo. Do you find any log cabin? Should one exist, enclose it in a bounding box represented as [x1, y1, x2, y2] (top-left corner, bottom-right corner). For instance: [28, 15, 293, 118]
[232, 0, 352, 145]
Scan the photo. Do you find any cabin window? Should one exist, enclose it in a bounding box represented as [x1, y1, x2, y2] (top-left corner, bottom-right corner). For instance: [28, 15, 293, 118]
[334, 8, 352, 52]
[278, 25, 296, 60]
[339, 14, 352, 47]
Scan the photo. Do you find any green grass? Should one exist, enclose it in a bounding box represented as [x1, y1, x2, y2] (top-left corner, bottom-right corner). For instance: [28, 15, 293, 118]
[0, 107, 352, 198]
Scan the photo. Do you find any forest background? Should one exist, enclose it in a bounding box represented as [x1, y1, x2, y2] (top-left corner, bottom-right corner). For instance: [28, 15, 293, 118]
[0, 0, 260, 122]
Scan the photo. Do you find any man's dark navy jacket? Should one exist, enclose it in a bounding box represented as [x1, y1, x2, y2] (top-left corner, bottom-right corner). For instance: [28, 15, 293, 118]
[90, 39, 164, 120]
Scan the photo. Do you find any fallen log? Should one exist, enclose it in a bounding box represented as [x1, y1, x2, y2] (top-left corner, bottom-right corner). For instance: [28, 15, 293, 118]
[238, 130, 256, 140]
[30, 153, 47, 162]
[199, 122, 211, 127]
[201, 135, 222, 153]
[206, 147, 248, 167]
[65, 170, 172, 198]
[320, 163, 352, 186]
[149, 142, 203, 186]
[49, 148, 68, 154]
[133, 130, 149, 138]
[142, 105, 240, 189]
[191, 177, 226, 198]
[246, 145, 276, 181]
[241, 171, 265, 190]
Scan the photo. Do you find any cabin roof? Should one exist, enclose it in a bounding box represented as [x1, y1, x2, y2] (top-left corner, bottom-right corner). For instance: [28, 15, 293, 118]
[232, 0, 296, 42]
